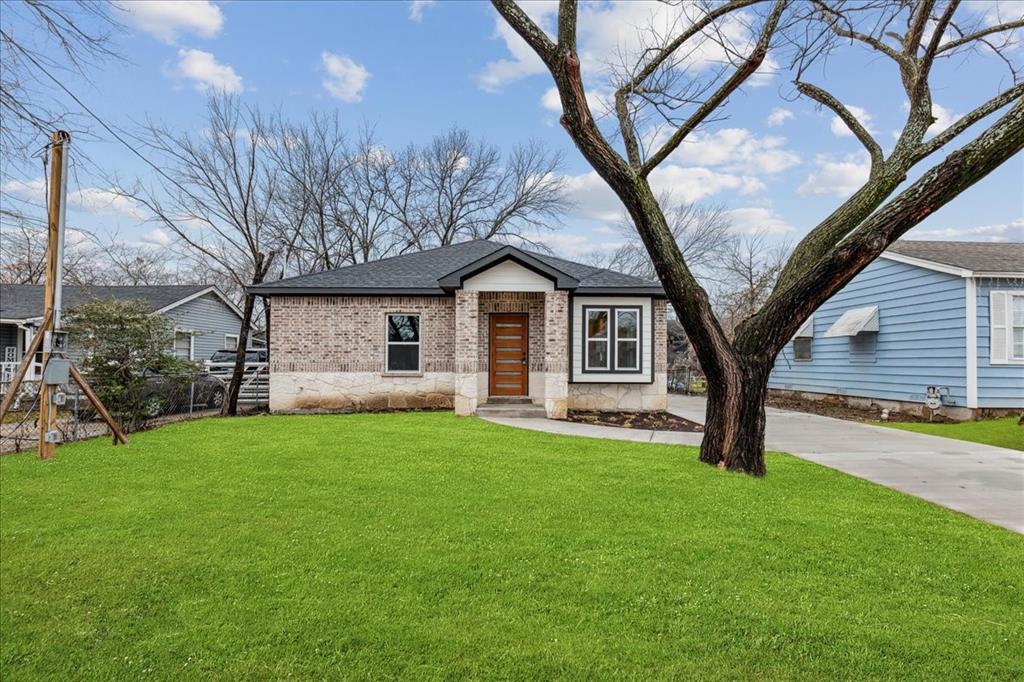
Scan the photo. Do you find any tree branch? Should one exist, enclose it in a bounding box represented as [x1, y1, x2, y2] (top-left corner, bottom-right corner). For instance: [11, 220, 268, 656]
[491, 0, 557, 67]
[912, 82, 1024, 162]
[938, 17, 1024, 54]
[640, 0, 787, 175]
[742, 99, 1024, 353]
[796, 80, 884, 169]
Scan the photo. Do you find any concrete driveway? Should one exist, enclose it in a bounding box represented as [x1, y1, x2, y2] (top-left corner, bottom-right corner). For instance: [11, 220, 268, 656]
[669, 395, 1024, 533]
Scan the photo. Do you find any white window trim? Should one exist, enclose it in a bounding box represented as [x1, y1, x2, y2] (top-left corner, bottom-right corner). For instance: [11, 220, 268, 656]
[990, 290, 1024, 365]
[172, 328, 195, 361]
[385, 313, 422, 374]
[584, 307, 611, 371]
[224, 334, 240, 351]
[615, 309, 640, 371]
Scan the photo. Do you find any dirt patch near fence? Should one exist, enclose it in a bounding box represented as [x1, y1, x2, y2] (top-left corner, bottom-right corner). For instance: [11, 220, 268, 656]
[766, 395, 955, 424]
[566, 410, 704, 432]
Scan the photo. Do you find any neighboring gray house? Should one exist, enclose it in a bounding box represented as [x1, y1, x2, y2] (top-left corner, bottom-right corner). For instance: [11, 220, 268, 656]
[770, 241, 1024, 419]
[250, 240, 668, 418]
[0, 284, 248, 382]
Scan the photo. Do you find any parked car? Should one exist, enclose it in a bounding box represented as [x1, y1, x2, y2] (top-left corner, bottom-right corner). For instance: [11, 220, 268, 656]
[208, 349, 268, 364]
[69, 368, 225, 421]
[138, 369, 226, 417]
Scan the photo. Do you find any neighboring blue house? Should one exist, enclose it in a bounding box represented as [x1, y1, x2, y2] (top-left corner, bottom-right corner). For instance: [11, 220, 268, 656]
[770, 241, 1024, 419]
[0, 284, 252, 385]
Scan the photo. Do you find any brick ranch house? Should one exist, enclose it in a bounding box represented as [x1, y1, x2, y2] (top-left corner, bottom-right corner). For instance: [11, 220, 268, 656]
[250, 240, 668, 418]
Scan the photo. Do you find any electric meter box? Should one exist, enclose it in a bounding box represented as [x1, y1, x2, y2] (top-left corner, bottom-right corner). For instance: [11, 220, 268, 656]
[42, 358, 70, 385]
[43, 330, 70, 353]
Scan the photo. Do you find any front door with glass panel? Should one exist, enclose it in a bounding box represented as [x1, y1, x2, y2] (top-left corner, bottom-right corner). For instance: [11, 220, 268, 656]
[489, 313, 528, 396]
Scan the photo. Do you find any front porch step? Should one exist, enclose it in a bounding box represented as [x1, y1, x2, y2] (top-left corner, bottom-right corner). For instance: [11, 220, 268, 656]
[477, 402, 547, 419]
[484, 396, 533, 405]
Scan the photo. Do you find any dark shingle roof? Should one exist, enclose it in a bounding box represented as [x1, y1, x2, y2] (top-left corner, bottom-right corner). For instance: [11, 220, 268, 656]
[250, 240, 664, 295]
[887, 240, 1024, 274]
[0, 284, 213, 321]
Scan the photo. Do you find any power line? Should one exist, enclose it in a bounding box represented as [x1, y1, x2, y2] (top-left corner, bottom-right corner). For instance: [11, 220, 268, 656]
[13, 44, 213, 212]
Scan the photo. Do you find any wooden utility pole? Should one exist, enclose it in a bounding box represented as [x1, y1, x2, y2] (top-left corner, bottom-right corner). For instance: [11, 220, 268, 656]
[0, 131, 128, 457]
[37, 131, 70, 459]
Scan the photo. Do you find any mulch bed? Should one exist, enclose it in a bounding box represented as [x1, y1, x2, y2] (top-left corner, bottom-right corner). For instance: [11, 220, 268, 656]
[766, 394, 955, 424]
[566, 410, 703, 432]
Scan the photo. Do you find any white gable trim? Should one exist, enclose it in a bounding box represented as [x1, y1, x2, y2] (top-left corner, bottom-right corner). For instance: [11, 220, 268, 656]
[154, 286, 244, 319]
[879, 252, 973, 277]
[462, 260, 555, 292]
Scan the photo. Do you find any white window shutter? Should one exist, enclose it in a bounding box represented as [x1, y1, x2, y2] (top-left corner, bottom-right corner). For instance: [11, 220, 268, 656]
[990, 291, 1008, 363]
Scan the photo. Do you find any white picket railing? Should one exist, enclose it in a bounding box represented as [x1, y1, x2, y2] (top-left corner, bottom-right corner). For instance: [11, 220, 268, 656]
[204, 361, 269, 404]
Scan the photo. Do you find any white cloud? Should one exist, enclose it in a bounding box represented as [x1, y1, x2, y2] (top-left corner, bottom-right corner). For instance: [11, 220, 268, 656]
[1, 178, 46, 203]
[321, 52, 370, 102]
[767, 108, 793, 126]
[669, 128, 800, 175]
[2, 179, 144, 220]
[174, 48, 243, 93]
[540, 85, 609, 115]
[927, 102, 959, 137]
[559, 163, 764, 226]
[798, 153, 871, 197]
[119, 1, 224, 44]
[526, 231, 622, 259]
[69, 188, 146, 220]
[478, 1, 775, 95]
[142, 228, 174, 246]
[906, 218, 1024, 242]
[830, 105, 874, 138]
[477, 1, 557, 92]
[409, 0, 436, 22]
[724, 206, 794, 235]
[969, 0, 1024, 28]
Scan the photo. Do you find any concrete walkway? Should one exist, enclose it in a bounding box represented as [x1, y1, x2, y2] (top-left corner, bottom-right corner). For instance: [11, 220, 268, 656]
[481, 395, 1024, 534]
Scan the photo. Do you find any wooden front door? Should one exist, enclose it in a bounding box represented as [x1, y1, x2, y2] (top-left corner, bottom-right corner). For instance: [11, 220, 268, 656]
[489, 313, 528, 396]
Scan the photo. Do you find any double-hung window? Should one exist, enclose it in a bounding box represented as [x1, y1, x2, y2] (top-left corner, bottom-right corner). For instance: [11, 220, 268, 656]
[615, 309, 639, 370]
[584, 306, 641, 372]
[989, 292, 1024, 364]
[386, 314, 420, 373]
[585, 308, 610, 370]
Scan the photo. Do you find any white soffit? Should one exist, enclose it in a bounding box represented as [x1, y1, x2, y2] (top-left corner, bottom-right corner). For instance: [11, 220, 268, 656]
[824, 306, 879, 337]
[794, 315, 814, 338]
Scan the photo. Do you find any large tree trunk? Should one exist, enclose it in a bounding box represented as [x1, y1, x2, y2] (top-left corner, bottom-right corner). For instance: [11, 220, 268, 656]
[223, 252, 272, 417]
[223, 291, 255, 417]
[700, 358, 771, 476]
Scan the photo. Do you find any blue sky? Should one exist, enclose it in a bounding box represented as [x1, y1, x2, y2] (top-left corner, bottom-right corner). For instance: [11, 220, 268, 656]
[3, 0, 1022, 260]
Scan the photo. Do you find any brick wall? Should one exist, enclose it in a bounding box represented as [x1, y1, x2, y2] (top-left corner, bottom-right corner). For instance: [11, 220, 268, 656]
[270, 295, 455, 373]
[654, 299, 668, 372]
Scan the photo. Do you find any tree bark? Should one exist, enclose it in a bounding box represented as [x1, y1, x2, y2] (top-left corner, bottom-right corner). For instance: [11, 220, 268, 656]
[223, 252, 273, 417]
[223, 290, 256, 417]
[700, 358, 771, 475]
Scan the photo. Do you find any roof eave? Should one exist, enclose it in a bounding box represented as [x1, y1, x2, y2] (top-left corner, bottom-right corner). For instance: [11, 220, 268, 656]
[248, 286, 449, 296]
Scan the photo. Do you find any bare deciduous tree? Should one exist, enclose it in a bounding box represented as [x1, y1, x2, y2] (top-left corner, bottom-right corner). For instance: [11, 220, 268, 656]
[0, 0, 121, 165]
[412, 128, 571, 246]
[114, 95, 279, 416]
[606, 198, 732, 280]
[493, 0, 1024, 474]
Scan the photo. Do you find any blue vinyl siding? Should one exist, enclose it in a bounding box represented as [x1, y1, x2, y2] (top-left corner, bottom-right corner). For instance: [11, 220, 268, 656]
[161, 292, 244, 362]
[976, 277, 1024, 408]
[770, 258, 968, 406]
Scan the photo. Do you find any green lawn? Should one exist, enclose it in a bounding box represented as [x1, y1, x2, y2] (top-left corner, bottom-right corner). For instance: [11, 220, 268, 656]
[881, 417, 1023, 451]
[1, 414, 1021, 680]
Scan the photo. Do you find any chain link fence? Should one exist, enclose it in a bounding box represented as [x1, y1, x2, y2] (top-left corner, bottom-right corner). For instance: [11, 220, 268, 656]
[667, 367, 706, 395]
[1, 363, 268, 454]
